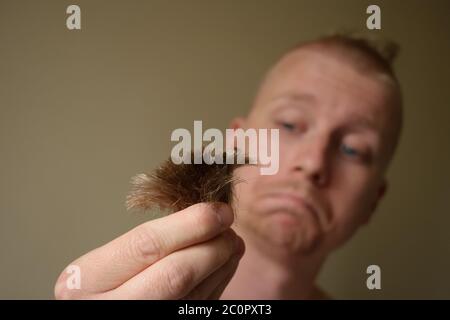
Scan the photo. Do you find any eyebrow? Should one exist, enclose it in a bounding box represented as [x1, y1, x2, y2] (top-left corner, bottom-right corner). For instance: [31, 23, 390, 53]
[268, 93, 317, 106]
[344, 115, 379, 133]
[269, 92, 379, 133]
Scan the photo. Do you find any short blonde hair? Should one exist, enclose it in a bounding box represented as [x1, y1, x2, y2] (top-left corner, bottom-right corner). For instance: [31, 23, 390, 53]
[286, 33, 400, 84]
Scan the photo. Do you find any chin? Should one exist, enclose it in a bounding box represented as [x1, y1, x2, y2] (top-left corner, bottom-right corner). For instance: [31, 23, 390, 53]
[245, 208, 324, 256]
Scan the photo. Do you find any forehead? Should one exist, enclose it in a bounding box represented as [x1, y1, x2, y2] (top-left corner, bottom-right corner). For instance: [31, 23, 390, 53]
[251, 48, 398, 136]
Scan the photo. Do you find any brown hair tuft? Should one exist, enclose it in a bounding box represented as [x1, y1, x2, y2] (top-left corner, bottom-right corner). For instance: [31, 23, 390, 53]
[126, 150, 246, 213]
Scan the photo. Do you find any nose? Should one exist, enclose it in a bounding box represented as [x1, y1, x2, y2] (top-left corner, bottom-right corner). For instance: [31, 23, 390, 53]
[291, 133, 330, 187]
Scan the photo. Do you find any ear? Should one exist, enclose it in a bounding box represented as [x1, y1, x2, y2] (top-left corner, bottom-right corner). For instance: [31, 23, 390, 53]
[362, 178, 388, 225]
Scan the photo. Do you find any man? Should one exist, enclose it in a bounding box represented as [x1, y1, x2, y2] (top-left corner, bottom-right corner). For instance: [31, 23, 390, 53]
[54, 34, 403, 299]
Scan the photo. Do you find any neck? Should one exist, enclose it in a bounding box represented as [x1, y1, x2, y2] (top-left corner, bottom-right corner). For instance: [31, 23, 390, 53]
[221, 225, 327, 300]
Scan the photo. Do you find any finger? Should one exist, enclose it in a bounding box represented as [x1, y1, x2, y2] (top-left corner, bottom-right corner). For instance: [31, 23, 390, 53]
[101, 229, 241, 299]
[184, 237, 245, 300]
[182, 255, 239, 300]
[206, 261, 239, 300]
[55, 202, 234, 297]
[207, 238, 245, 300]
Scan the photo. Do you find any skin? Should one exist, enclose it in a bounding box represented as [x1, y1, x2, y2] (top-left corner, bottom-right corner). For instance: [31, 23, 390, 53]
[54, 45, 402, 300]
[54, 203, 245, 299]
[222, 46, 401, 299]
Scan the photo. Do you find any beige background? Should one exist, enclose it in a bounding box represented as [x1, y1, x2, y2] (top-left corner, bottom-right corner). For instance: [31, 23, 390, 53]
[0, 0, 449, 299]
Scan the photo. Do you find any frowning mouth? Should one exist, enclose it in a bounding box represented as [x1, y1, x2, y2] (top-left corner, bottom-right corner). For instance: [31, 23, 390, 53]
[263, 191, 318, 217]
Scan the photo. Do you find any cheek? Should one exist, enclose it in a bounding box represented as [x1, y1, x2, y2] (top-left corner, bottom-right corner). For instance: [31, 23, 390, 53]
[277, 139, 298, 171]
[326, 168, 379, 240]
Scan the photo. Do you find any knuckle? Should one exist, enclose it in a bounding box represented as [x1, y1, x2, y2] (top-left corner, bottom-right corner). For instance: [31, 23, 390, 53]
[130, 225, 165, 262]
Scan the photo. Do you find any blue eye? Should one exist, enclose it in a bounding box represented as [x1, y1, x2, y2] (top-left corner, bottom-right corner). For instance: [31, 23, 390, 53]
[341, 144, 359, 157]
[281, 122, 295, 131]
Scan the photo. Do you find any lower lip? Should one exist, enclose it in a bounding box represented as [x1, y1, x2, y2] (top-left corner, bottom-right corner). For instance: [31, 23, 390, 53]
[263, 193, 313, 214]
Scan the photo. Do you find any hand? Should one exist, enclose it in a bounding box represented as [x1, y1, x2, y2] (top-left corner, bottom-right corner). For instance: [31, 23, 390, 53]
[54, 202, 245, 299]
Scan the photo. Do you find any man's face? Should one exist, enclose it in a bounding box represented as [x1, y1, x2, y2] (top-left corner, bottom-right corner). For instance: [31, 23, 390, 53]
[231, 48, 400, 256]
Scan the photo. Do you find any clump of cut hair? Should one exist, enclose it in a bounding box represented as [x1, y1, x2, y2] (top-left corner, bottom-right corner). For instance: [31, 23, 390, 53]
[126, 150, 248, 213]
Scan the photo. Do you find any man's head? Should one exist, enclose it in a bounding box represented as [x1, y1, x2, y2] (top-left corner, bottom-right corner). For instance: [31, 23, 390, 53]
[230, 34, 403, 257]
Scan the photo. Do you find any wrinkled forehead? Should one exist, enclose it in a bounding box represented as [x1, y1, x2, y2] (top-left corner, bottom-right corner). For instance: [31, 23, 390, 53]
[254, 48, 398, 114]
